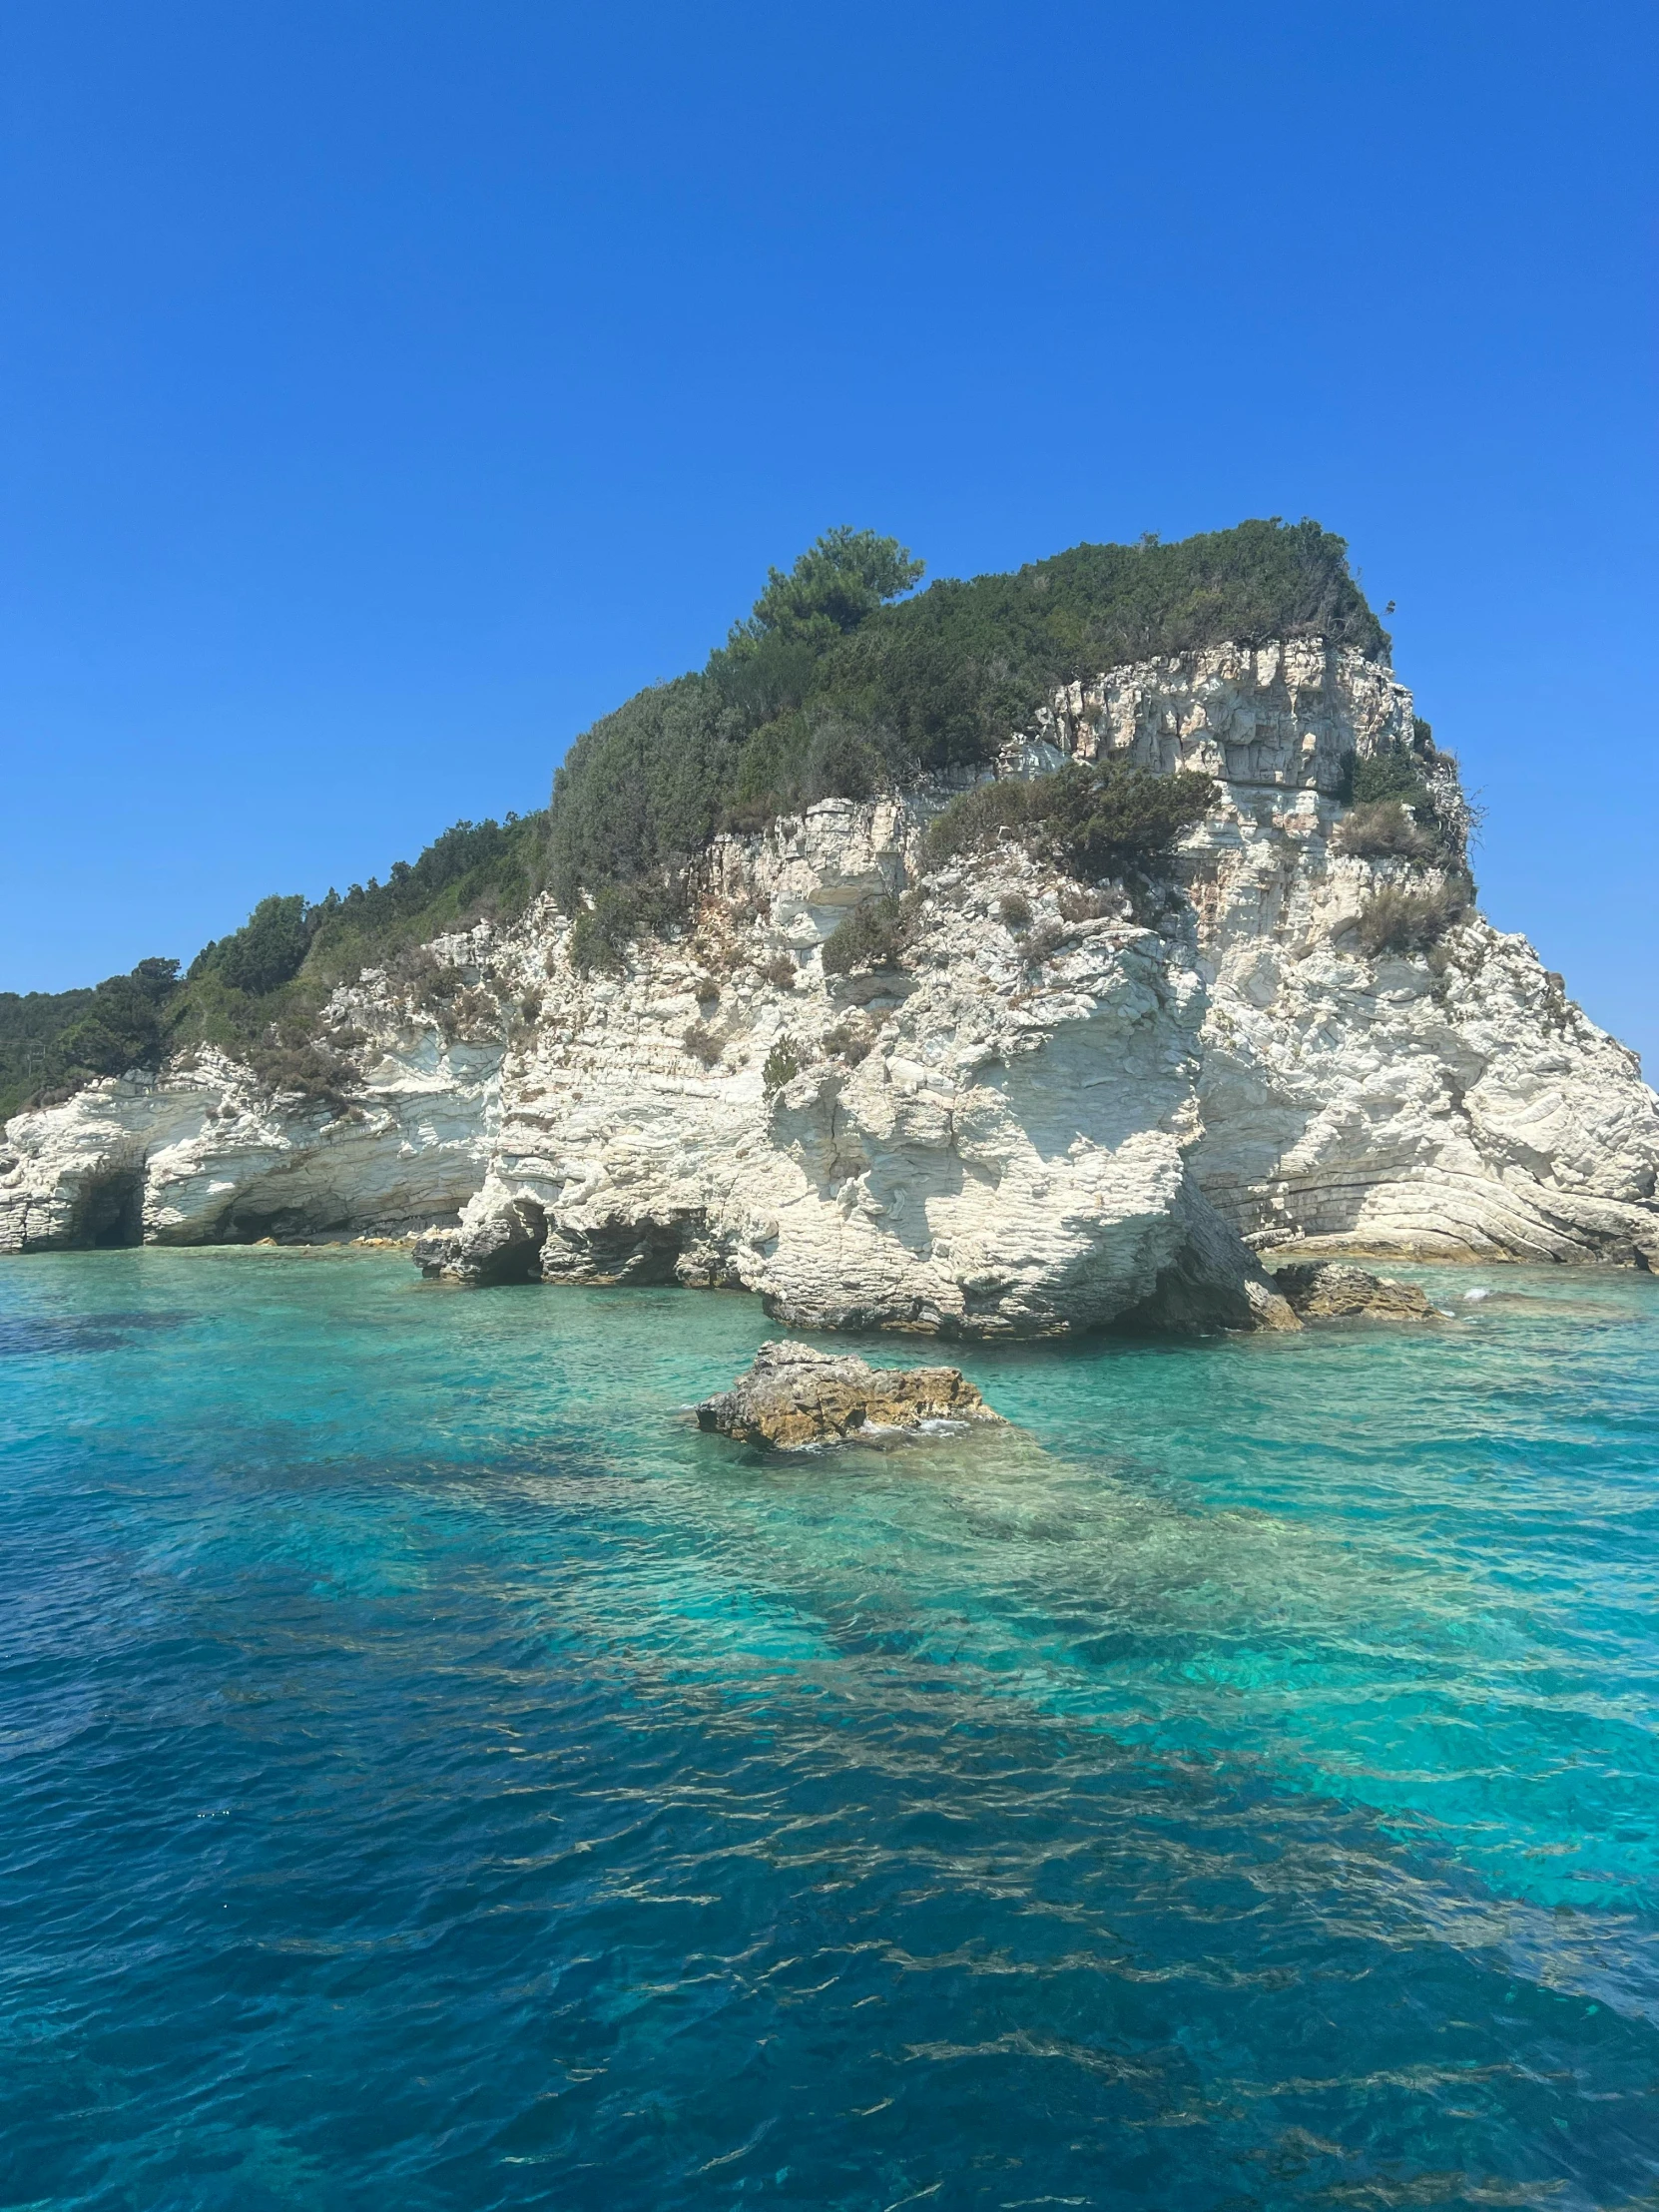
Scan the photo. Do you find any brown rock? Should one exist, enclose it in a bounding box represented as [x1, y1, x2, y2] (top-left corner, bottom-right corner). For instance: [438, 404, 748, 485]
[1273, 1262, 1435, 1322]
[696, 1339, 1006, 1449]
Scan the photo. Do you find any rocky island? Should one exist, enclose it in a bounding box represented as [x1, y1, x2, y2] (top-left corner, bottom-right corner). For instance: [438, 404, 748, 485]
[4, 520, 1655, 1338]
[696, 1340, 1004, 1448]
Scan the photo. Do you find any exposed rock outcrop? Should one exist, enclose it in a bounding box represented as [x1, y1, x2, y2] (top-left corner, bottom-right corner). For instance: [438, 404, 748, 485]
[696, 1339, 1004, 1447]
[6, 638, 1657, 1338]
[1273, 1262, 1436, 1322]
[0, 995, 501, 1252]
[411, 790, 1299, 1338]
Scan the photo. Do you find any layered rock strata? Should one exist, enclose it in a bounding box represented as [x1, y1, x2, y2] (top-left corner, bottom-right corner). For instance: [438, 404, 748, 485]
[696, 1339, 1004, 1448]
[0, 982, 501, 1251]
[408, 789, 1297, 1338]
[6, 638, 1656, 1336]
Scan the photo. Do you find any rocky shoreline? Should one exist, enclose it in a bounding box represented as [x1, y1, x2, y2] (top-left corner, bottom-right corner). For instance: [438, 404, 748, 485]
[5, 640, 1656, 1339]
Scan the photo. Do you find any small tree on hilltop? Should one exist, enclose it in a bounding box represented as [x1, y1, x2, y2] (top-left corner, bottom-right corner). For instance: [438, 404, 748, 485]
[729, 527, 925, 653]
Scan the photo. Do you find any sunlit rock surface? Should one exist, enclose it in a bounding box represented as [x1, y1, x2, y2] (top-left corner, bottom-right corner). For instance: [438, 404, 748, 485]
[7, 639, 1656, 1333]
[1273, 1263, 1436, 1323]
[695, 1339, 1004, 1448]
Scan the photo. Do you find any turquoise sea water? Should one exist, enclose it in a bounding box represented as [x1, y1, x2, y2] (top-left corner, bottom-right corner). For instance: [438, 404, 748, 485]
[3, 1252, 1658, 2210]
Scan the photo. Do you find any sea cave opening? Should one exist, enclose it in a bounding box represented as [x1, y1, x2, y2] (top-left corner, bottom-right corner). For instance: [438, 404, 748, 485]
[73, 1165, 145, 1249]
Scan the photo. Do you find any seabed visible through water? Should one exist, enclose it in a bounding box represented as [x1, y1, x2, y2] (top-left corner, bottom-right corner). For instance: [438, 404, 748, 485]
[3, 1247, 1657, 2209]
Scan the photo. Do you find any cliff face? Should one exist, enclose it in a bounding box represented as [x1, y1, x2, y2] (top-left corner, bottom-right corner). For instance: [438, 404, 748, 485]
[1189, 820, 1659, 1265]
[5, 639, 1656, 1323]
[0, 1025, 500, 1252]
[408, 793, 1294, 1336]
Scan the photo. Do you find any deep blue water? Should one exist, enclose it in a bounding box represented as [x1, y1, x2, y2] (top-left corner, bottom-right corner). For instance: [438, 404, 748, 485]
[3, 1251, 1659, 2211]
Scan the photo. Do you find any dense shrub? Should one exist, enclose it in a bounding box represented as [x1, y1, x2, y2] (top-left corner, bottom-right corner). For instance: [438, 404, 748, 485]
[728, 526, 926, 651]
[999, 891, 1032, 930]
[417, 957, 464, 1004]
[1332, 800, 1435, 861]
[918, 779, 1031, 870]
[0, 957, 181, 1118]
[0, 985, 96, 1117]
[1356, 881, 1468, 957]
[180, 815, 547, 1019]
[548, 678, 737, 919]
[246, 1034, 353, 1106]
[315, 813, 547, 954]
[1337, 718, 1474, 876]
[821, 1020, 872, 1065]
[762, 1037, 801, 1094]
[1350, 747, 1432, 811]
[820, 895, 916, 977]
[568, 879, 680, 975]
[550, 518, 1385, 923]
[919, 762, 1217, 882]
[9, 812, 551, 1114]
[194, 895, 311, 996]
[682, 1022, 726, 1066]
[1036, 763, 1219, 877]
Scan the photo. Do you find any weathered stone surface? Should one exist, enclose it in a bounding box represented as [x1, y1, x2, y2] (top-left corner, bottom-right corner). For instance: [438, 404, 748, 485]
[6, 639, 1656, 1334]
[423, 826, 1294, 1336]
[0, 988, 501, 1254]
[1003, 635, 1417, 796]
[1273, 1262, 1436, 1322]
[1177, 800, 1659, 1270]
[695, 1339, 1005, 1447]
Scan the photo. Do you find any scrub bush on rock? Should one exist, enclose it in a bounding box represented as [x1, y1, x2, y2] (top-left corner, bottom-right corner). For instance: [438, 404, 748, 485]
[1357, 882, 1468, 957]
[921, 762, 1218, 882]
[821, 895, 918, 977]
[1333, 800, 1436, 862]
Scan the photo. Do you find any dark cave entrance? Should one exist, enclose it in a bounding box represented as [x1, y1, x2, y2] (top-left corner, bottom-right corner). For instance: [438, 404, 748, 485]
[472, 1199, 549, 1285]
[73, 1165, 145, 1249]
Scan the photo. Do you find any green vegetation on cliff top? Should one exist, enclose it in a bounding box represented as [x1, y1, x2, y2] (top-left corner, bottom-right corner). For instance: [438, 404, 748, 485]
[549, 518, 1385, 943]
[0, 816, 547, 1118]
[3, 519, 1385, 1112]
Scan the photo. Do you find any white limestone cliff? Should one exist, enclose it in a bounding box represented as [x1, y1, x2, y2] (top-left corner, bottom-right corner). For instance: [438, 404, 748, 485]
[409, 796, 1293, 1335]
[5, 638, 1655, 1328]
[1189, 828, 1659, 1266]
[0, 1016, 501, 1252]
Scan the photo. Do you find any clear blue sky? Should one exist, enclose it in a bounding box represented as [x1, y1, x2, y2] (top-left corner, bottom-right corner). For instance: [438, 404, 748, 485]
[4, 2, 1655, 1066]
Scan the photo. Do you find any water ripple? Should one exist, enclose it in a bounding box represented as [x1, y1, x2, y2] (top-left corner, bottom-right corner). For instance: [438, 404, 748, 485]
[1, 1251, 1657, 2207]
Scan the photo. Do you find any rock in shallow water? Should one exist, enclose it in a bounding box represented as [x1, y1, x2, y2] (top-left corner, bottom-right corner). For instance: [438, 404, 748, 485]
[1273, 1262, 1436, 1322]
[696, 1340, 1006, 1448]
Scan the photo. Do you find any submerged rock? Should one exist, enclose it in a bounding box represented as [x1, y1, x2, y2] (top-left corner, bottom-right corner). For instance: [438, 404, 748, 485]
[696, 1339, 1006, 1448]
[1273, 1262, 1436, 1322]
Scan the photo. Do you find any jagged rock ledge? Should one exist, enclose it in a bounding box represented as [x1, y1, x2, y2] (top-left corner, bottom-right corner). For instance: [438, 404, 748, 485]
[696, 1340, 1005, 1448]
[1273, 1262, 1436, 1322]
